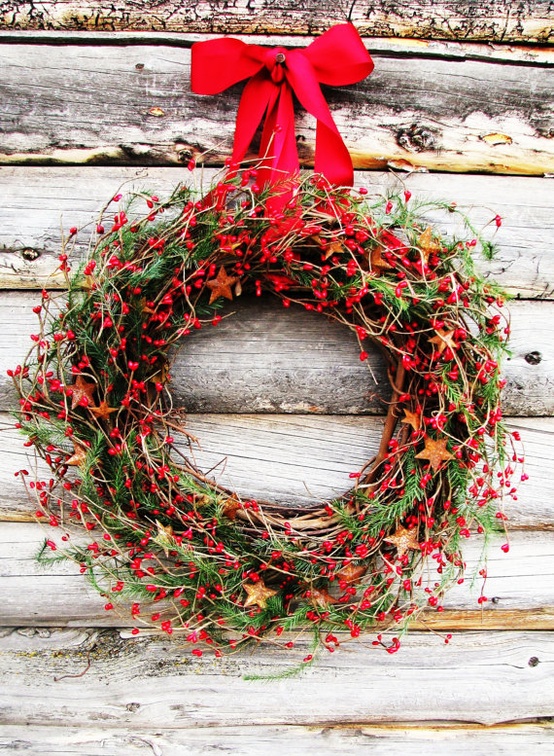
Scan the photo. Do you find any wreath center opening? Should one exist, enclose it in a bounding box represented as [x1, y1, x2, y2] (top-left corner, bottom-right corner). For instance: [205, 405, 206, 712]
[169, 295, 391, 508]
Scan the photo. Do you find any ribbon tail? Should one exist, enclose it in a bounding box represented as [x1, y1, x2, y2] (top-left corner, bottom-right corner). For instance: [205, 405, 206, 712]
[286, 50, 354, 185]
[232, 73, 275, 167]
[314, 121, 354, 186]
[258, 83, 299, 187]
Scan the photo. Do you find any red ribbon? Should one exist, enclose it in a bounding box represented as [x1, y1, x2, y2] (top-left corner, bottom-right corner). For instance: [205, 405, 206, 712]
[191, 24, 373, 188]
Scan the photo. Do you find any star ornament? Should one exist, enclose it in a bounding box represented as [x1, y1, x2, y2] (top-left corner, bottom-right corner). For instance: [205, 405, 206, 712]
[243, 579, 278, 609]
[322, 240, 345, 260]
[221, 496, 242, 521]
[415, 436, 454, 471]
[429, 328, 457, 355]
[70, 375, 97, 409]
[385, 525, 421, 557]
[154, 520, 175, 557]
[156, 520, 174, 535]
[89, 400, 117, 420]
[401, 408, 421, 432]
[336, 563, 367, 585]
[369, 246, 394, 273]
[206, 266, 238, 304]
[310, 587, 339, 608]
[66, 441, 88, 467]
[418, 226, 442, 263]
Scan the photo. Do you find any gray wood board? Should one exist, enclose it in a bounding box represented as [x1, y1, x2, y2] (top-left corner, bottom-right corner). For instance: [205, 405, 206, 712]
[1, 293, 553, 415]
[0, 45, 553, 174]
[0, 414, 545, 523]
[0, 1, 552, 43]
[1, 168, 553, 299]
[0, 625, 553, 727]
[1, 522, 554, 626]
[1, 722, 553, 756]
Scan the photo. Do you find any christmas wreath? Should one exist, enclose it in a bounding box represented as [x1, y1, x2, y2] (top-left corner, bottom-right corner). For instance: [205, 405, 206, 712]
[10, 25, 520, 660]
[12, 170, 517, 658]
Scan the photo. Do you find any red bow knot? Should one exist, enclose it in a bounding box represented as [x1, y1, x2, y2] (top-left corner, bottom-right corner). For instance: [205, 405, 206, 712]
[191, 24, 374, 188]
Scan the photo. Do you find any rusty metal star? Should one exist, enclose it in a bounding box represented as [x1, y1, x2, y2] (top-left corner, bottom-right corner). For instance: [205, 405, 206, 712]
[401, 409, 421, 431]
[415, 436, 454, 471]
[206, 266, 238, 304]
[66, 441, 88, 467]
[243, 579, 278, 609]
[89, 400, 117, 420]
[385, 525, 421, 557]
[418, 226, 442, 264]
[429, 329, 457, 355]
[336, 563, 367, 585]
[70, 375, 97, 409]
[310, 587, 339, 608]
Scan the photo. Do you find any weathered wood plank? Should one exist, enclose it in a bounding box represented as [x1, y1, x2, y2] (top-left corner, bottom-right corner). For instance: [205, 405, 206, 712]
[0, 1, 552, 44]
[0, 722, 553, 755]
[0, 413, 546, 524]
[0, 626, 553, 727]
[1, 523, 553, 626]
[172, 299, 554, 417]
[1, 168, 553, 298]
[1, 294, 553, 415]
[0, 44, 552, 174]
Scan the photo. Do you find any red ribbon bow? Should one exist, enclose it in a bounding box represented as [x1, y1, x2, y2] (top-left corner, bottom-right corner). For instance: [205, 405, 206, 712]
[191, 24, 373, 188]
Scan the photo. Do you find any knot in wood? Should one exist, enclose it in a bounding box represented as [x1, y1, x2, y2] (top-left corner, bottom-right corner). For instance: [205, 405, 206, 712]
[21, 247, 41, 261]
[397, 124, 437, 153]
[524, 351, 542, 365]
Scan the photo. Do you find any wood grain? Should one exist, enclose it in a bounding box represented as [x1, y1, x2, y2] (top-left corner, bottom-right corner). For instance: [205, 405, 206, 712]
[0, 1, 552, 43]
[0, 44, 552, 174]
[0, 626, 553, 727]
[1, 168, 553, 298]
[0, 722, 553, 755]
[1, 293, 552, 415]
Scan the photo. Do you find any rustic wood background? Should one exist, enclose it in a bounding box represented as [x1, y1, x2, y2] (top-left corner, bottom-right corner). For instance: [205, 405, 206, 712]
[1, 3, 554, 753]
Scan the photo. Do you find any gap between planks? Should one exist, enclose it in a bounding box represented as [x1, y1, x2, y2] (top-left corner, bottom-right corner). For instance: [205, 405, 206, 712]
[0, 32, 553, 65]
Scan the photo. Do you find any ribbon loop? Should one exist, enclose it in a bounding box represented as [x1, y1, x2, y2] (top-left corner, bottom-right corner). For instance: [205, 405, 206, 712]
[191, 24, 373, 189]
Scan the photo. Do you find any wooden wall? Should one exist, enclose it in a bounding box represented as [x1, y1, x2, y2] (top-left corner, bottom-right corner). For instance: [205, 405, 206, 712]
[1, 3, 554, 752]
